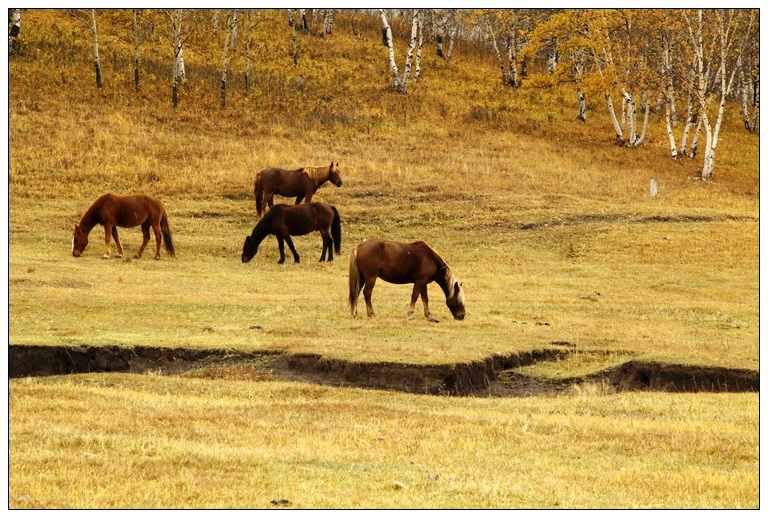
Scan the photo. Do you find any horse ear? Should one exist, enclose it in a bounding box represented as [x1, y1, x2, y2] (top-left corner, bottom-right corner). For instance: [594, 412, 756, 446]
[454, 281, 460, 293]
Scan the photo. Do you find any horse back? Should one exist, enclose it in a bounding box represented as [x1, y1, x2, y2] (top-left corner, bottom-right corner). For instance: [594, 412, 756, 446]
[259, 168, 314, 197]
[356, 240, 437, 284]
[101, 194, 162, 227]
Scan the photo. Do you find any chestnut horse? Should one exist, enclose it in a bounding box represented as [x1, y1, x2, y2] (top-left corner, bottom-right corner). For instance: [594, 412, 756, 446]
[349, 240, 466, 322]
[254, 161, 343, 217]
[72, 193, 175, 260]
[241, 202, 341, 264]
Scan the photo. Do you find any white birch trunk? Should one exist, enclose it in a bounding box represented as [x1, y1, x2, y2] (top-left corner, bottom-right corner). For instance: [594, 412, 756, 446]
[220, 11, 231, 107]
[414, 25, 423, 82]
[446, 24, 456, 59]
[323, 10, 333, 35]
[244, 11, 252, 97]
[213, 9, 219, 35]
[172, 9, 184, 108]
[665, 101, 678, 159]
[605, 91, 624, 141]
[380, 9, 402, 92]
[231, 9, 238, 48]
[91, 9, 102, 89]
[132, 9, 140, 90]
[488, 24, 509, 85]
[634, 91, 651, 147]
[9, 8, 20, 39]
[399, 11, 421, 94]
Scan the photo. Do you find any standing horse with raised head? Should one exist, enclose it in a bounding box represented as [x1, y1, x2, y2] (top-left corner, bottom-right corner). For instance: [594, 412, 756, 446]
[242, 202, 341, 264]
[72, 193, 175, 260]
[254, 161, 343, 217]
[349, 240, 466, 322]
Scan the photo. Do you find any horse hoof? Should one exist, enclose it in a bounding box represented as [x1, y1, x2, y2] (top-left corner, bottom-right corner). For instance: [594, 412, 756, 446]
[114, 255, 122, 259]
[133, 255, 141, 259]
[101, 256, 110, 260]
[428, 318, 440, 323]
[154, 257, 160, 261]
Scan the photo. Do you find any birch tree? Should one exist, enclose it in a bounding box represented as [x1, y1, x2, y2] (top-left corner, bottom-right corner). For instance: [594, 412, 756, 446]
[684, 8, 756, 179]
[323, 9, 334, 35]
[69, 9, 103, 89]
[380, 9, 422, 94]
[8, 8, 21, 53]
[220, 9, 233, 107]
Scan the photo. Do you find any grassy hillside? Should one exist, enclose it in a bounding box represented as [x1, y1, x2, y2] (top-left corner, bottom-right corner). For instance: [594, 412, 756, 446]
[8, 9, 758, 369]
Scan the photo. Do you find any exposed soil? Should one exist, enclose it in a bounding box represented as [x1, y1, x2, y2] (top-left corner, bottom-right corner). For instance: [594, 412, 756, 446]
[8, 345, 758, 397]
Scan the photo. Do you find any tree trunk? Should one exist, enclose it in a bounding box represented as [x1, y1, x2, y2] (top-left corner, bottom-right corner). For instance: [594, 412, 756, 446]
[231, 9, 238, 48]
[220, 11, 231, 108]
[605, 91, 624, 141]
[414, 19, 423, 83]
[9, 8, 20, 39]
[399, 11, 421, 94]
[323, 10, 333, 35]
[90, 9, 102, 89]
[213, 9, 219, 34]
[299, 9, 308, 32]
[488, 24, 509, 85]
[244, 11, 252, 98]
[172, 9, 184, 109]
[634, 90, 651, 147]
[665, 99, 678, 159]
[132, 9, 140, 90]
[576, 89, 587, 122]
[288, 10, 299, 66]
[379, 10, 402, 92]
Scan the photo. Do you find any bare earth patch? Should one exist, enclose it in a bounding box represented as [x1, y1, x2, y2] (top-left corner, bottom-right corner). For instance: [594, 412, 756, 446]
[8, 345, 758, 397]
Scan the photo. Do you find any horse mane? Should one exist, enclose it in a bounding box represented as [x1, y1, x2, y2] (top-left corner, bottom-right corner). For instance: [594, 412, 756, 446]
[302, 165, 330, 185]
[250, 205, 282, 242]
[425, 244, 463, 302]
[78, 194, 108, 230]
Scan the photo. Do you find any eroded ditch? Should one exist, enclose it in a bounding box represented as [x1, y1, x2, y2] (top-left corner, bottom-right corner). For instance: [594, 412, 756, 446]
[8, 344, 758, 397]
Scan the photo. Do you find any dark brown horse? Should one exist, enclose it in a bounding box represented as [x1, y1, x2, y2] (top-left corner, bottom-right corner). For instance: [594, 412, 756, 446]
[72, 193, 176, 260]
[242, 202, 341, 264]
[254, 161, 343, 217]
[349, 240, 466, 322]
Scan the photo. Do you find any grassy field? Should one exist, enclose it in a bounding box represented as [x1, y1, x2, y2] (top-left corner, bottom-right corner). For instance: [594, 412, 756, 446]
[7, 9, 760, 508]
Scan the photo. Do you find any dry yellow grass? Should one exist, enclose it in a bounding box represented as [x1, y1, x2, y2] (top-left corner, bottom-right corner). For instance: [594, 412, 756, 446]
[9, 374, 759, 509]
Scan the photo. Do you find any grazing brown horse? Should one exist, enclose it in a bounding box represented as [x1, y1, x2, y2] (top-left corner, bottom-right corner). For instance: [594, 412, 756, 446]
[254, 161, 343, 217]
[242, 202, 341, 264]
[72, 193, 176, 260]
[349, 240, 466, 322]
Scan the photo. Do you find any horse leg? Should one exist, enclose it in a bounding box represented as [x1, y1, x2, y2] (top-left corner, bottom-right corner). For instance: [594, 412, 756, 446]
[151, 221, 162, 259]
[363, 278, 377, 318]
[102, 223, 113, 259]
[294, 195, 305, 205]
[319, 229, 330, 262]
[111, 227, 123, 258]
[284, 236, 300, 263]
[419, 284, 439, 323]
[135, 221, 151, 259]
[260, 191, 272, 216]
[276, 236, 286, 264]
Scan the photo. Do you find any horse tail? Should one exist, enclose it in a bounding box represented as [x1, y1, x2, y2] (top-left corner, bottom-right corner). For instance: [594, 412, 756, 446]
[255, 172, 263, 216]
[161, 211, 176, 258]
[331, 205, 342, 254]
[348, 246, 361, 317]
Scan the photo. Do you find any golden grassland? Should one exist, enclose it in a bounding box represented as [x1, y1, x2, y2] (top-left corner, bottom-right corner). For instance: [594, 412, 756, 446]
[7, 9, 760, 508]
[9, 374, 759, 509]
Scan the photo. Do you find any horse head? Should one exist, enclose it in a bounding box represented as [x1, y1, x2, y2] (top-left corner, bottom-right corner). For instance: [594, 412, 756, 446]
[72, 224, 88, 257]
[445, 276, 466, 320]
[328, 161, 343, 187]
[241, 235, 259, 263]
